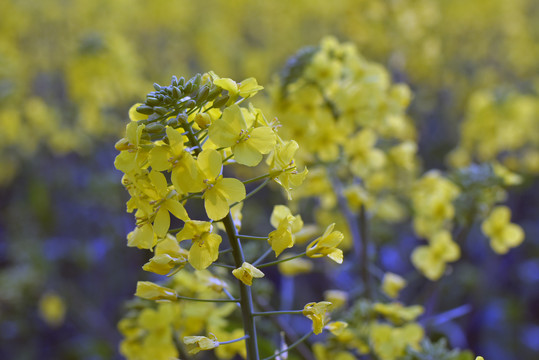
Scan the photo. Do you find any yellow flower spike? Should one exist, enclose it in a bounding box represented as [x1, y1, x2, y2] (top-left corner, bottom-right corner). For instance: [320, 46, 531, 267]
[324, 321, 348, 336]
[183, 334, 219, 355]
[381, 272, 407, 299]
[135, 281, 178, 302]
[177, 220, 222, 270]
[198, 149, 246, 220]
[209, 104, 276, 166]
[232, 262, 265, 286]
[303, 301, 332, 334]
[481, 206, 524, 254]
[306, 223, 344, 264]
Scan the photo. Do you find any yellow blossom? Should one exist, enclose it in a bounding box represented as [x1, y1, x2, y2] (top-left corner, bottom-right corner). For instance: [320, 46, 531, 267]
[268, 205, 304, 256]
[306, 223, 344, 264]
[481, 205, 524, 254]
[373, 302, 424, 325]
[143, 235, 189, 275]
[197, 149, 246, 220]
[38, 292, 66, 327]
[278, 256, 313, 276]
[411, 231, 460, 280]
[183, 334, 219, 354]
[135, 281, 178, 302]
[381, 273, 407, 299]
[323, 290, 348, 310]
[209, 104, 276, 166]
[232, 262, 265, 286]
[303, 301, 332, 334]
[177, 220, 222, 270]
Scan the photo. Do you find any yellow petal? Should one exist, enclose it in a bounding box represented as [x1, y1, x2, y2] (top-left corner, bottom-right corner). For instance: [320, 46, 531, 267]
[198, 149, 223, 180]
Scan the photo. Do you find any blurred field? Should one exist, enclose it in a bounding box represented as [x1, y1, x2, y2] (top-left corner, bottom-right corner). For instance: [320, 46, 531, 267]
[0, 1, 538, 359]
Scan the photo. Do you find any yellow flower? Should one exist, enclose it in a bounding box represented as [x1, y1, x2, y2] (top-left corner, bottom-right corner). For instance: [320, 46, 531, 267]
[213, 75, 263, 103]
[324, 321, 348, 336]
[232, 262, 265, 286]
[38, 292, 66, 327]
[143, 235, 189, 275]
[268, 205, 303, 256]
[411, 230, 460, 280]
[381, 273, 407, 299]
[370, 322, 423, 360]
[177, 220, 222, 270]
[476, 357, 485, 360]
[306, 223, 344, 264]
[303, 301, 332, 334]
[127, 223, 156, 250]
[149, 127, 204, 194]
[373, 302, 424, 325]
[135, 281, 178, 302]
[197, 149, 246, 220]
[183, 334, 219, 354]
[481, 206, 524, 254]
[209, 104, 276, 166]
[267, 140, 308, 199]
[148, 170, 190, 238]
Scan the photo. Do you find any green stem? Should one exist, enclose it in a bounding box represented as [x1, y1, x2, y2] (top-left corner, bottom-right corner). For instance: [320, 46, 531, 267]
[243, 173, 272, 184]
[251, 248, 274, 267]
[238, 235, 269, 241]
[223, 213, 260, 360]
[212, 263, 235, 269]
[253, 310, 303, 317]
[220, 335, 250, 345]
[257, 252, 307, 269]
[262, 331, 314, 360]
[176, 295, 240, 303]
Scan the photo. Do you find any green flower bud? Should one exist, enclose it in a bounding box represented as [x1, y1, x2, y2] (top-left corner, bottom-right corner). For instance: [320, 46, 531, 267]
[172, 86, 181, 98]
[153, 106, 168, 115]
[145, 122, 165, 133]
[212, 95, 229, 108]
[153, 83, 162, 91]
[171, 75, 179, 87]
[146, 97, 159, 106]
[136, 105, 154, 115]
[195, 85, 210, 104]
[206, 86, 222, 102]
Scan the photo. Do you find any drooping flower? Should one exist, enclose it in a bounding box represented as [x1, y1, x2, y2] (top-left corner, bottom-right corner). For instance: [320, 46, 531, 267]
[183, 334, 219, 354]
[303, 301, 332, 334]
[232, 262, 265, 286]
[268, 205, 303, 256]
[135, 281, 178, 302]
[306, 223, 344, 264]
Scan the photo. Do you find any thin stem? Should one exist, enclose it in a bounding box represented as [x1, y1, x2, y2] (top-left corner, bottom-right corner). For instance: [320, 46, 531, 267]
[220, 335, 250, 345]
[212, 263, 235, 269]
[176, 295, 240, 303]
[219, 248, 233, 254]
[253, 310, 304, 317]
[251, 248, 274, 267]
[238, 234, 269, 241]
[262, 331, 314, 360]
[253, 295, 315, 360]
[257, 252, 307, 269]
[222, 213, 260, 360]
[231, 178, 270, 208]
[243, 173, 272, 185]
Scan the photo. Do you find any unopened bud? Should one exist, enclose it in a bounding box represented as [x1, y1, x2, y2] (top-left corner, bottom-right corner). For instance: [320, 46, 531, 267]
[136, 105, 154, 115]
[194, 113, 211, 129]
[145, 122, 165, 133]
[212, 95, 229, 108]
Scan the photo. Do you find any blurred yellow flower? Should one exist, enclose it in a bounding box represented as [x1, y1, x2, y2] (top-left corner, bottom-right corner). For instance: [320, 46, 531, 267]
[481, 206, 524, 254]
